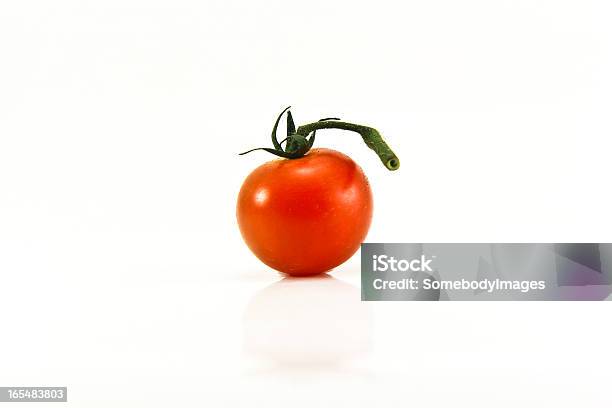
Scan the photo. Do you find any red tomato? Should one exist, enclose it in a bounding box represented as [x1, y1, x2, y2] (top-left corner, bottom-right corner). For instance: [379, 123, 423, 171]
[237, 148, 373, 276]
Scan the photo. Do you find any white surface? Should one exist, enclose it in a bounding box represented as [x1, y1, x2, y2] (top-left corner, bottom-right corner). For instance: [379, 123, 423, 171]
[1, 0, 611, 406]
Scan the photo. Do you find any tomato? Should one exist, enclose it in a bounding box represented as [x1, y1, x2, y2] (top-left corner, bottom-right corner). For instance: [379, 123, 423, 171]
[237, 148, 373, 276]
[236, 107, 399, 276]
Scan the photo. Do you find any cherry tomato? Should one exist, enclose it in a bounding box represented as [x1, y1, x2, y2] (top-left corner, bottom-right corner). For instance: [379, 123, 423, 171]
[237, 148, 373, 276]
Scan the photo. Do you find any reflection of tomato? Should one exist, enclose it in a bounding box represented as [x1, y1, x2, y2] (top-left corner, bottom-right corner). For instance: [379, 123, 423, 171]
[237, 148, 373, 276]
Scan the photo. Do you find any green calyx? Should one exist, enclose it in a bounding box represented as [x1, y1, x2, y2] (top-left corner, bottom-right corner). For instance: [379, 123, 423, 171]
[239, 107, 400, 171]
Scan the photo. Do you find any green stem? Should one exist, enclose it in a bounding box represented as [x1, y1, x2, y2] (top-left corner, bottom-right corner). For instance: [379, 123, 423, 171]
[296, 121, 400, 171]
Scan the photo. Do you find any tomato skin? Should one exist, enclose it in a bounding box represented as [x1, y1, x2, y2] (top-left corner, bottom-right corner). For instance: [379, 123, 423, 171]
[237, 148, 373, 276]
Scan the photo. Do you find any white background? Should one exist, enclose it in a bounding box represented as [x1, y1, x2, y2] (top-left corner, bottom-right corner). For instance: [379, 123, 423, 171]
[1, 0, 611, 406]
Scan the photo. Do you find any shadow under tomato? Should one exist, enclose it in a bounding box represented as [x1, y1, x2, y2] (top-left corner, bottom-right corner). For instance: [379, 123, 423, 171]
[243, 274, 372, 369]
